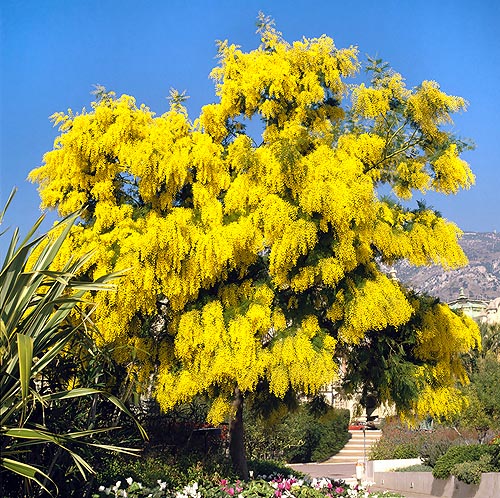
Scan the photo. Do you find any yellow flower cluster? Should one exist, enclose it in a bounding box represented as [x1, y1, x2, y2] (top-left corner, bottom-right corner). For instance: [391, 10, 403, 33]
[372, 204, 468, 268]
[431, 144, 475, 194]
[352, 73, 410, 119]
[338, 275, 413, 343]
[407, 80, 466, 138]
[393, 160, 430, 199]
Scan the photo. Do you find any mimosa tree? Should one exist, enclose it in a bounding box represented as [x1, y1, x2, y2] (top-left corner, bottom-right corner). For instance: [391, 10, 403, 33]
[29, 16, 479, 477]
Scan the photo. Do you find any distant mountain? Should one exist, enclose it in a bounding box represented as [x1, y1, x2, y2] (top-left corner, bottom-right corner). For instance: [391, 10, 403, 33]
[394, 232, 500, 302]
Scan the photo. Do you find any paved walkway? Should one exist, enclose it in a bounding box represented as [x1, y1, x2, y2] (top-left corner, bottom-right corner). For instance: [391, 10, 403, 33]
[289, 462, 437, 498]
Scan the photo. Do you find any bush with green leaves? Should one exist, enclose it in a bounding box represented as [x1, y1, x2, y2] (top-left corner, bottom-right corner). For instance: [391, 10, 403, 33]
[369, 417, 472, 465]
[419, 434, 459, 468]
[95, 452, 236, 492]
[369, 419, 424, 460]
[248, 459, 300, 479]
[489, 437, 500, 469]
[244, 399, 350, 463]
[451, 454, 494, 485]
[432, 444, 491, 480]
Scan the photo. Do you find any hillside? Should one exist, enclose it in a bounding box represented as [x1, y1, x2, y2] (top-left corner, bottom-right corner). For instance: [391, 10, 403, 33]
[394, 232, 500, 302]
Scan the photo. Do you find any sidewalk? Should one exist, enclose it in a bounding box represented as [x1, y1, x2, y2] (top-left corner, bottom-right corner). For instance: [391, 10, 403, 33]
[289, 462, 438, 498]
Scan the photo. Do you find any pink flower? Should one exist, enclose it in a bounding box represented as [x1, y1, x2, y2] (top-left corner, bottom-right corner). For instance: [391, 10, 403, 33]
[227, 487, 235, 496]
[220, 479, 228, 486]
[335, 486, 344, 494]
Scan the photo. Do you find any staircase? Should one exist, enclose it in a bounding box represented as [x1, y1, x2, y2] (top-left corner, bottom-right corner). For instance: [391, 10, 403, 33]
[326, 430, 381, 463]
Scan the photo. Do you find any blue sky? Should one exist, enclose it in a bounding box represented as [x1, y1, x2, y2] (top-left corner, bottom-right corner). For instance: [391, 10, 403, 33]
[1, 0, 499, 248]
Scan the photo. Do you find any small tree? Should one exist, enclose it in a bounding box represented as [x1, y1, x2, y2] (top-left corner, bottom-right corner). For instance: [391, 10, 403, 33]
[459, 354, 500, 442]
[29, 16, 479, 477]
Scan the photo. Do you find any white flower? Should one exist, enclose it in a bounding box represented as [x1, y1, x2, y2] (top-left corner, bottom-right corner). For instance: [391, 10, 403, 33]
[99, 486, 105, 491]
[126, 477, 133, 486]
[183, 482, 200, 497]
[113, 480, 122, 491]
[249, 470, 254, 478]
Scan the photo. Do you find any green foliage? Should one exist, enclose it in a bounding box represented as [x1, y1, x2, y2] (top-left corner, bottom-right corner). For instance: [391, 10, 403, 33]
[432, 444, 490, 480]
[480, 323, 500, 358]
[244, 401, 350, 463]
[451, 454, 493, 485]
[248, 459, 300, 479]
[369, 419, 424, 460]
[307, 408, 351, 462]
[420, 436, 459, 468]
[95, 453, 235, 492]
[460, 354, 500, 438]
[368, 418, 476, 466]
[0, 193, 145, 497]
[395, 464, 433, 472]
[489, 437, 500, 469]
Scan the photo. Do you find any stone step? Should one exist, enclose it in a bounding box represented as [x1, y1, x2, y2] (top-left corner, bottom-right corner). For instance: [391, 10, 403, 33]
[347, 440, 376, 448]
[337, 449, 370, 454]
[324, 429, 382, 464]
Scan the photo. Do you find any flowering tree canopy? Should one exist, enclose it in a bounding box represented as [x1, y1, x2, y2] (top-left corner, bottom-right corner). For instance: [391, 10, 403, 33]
[30, 18, 479, 432]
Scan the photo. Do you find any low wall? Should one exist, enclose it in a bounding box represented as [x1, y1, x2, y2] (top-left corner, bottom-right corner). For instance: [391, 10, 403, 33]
[365, 458, 422, 479]
[373, 471, 500, 498]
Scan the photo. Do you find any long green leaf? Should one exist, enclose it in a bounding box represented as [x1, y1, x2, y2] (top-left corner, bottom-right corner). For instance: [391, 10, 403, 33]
[4, 427, 60, 442]
[1, 457, 56, 496]
[17, 333, 33, 413]
[41, 388, 148, 439]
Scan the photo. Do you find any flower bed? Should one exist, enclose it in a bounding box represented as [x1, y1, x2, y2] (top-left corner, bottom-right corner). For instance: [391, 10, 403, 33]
[93, 474, 405, 497]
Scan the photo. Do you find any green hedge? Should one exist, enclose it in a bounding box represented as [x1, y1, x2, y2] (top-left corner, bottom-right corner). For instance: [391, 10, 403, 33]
[244, 401, 350, 463]
[432, 444, 491, 480]
[451, 455, 494, 485]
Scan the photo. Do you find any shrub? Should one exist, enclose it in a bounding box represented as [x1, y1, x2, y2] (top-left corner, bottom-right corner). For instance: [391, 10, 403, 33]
[369, 418, 474, 465]
[451, 454, 493, 485]
[395, 464, 433, 472]
[432, 444, 491, 480]
[95, 452, 235, 492]
[244, 400, 350, 463]
[420, 436, 458, 467]
[310, 408, 351, 462]
[489, 437, 500, 470]
[369, 419, 423, 460]
[370, 438, 419, 460]
[248, 459, 300, 479]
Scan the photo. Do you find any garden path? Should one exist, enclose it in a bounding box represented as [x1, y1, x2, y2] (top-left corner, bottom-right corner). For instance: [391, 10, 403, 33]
[289, 462, 437, 498]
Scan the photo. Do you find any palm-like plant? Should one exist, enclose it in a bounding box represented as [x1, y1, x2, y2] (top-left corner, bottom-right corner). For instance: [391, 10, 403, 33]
[0, 190, 146, 496]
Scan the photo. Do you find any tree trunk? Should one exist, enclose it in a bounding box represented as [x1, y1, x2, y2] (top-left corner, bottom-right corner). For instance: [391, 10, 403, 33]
[229, 386, 249, 480]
